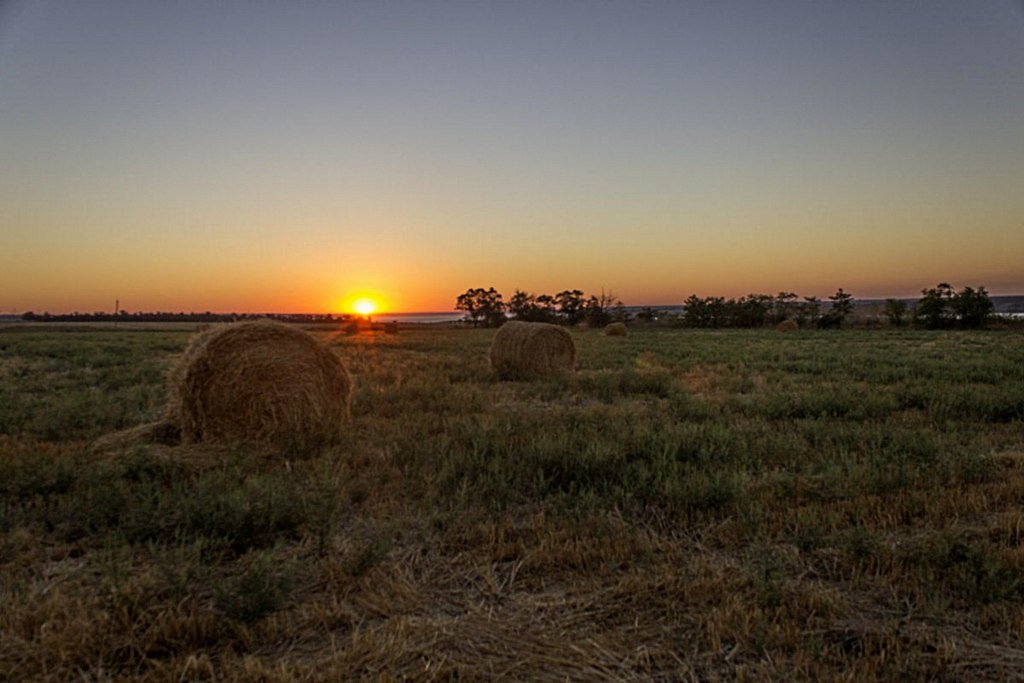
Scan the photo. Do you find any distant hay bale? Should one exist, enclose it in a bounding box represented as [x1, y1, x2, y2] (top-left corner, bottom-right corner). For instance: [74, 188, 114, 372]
[490, 321, 576, 380]
[604, 322, 628, 336]
[167, 320, 352, 446]
[775, 319, 799, 332]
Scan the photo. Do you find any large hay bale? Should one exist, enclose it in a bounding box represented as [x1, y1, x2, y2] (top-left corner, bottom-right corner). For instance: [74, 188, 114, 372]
[775, 319, 799, 332]
[168, 320, 352, 446]
[490, 321, 576, 380]
[604, 322, 628, 336]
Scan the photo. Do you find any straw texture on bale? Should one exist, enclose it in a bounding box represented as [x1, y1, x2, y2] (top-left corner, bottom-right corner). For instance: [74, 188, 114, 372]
[775, 319, 799, 332]
[603, 322, 628, 336]
[168, 320, 352, 446]
[490, 321, 577, 380]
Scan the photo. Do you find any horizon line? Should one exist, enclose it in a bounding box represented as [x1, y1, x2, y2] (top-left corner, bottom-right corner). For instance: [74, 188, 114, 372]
[8, 292, 1024, 318]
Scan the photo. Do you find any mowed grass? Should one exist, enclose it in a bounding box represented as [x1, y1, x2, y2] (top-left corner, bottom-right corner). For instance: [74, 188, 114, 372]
[2, 325, 1024, 680]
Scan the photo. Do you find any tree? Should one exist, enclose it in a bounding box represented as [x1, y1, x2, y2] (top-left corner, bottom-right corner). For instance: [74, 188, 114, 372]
[455, 287, 505, 327]
[829, 288, 854, 318]
[683, 295, 706, 327]
[820, 288, 854, 328]
[797, 296, 821, 328]
[683, 295, 725, 328]
[508, 290, 561, 323]
[508, 290, 540, 322]
[915, 283, 956, 329]
[773, 292, 799, 324]
[536, 294, 556, 322]
[884, 298, 908, 327]
[951, 286, 993, 329]
[554, 289, 587, 325]
[585, 289, 624, 327]
[730, 294, 770, 328]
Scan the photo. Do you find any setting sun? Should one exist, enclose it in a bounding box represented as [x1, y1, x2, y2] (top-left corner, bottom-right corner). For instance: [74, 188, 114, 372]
[351, 298, 379, 317]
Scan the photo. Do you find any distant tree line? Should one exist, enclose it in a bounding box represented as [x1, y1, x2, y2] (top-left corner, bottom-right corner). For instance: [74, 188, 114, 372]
[680, 289, 854, 329]
[456, 282, 997, 331]
[20, 311, 347, 324]
[680, 283, 993, 330]
[455, 287, 626, 328]
[681, 284, 994, 330]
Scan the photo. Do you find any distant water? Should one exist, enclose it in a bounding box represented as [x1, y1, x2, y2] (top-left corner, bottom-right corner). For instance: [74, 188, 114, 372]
[375, 311, 464, 324]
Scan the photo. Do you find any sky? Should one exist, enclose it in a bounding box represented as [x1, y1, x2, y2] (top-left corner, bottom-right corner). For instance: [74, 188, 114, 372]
[1, 0, 1022, 313]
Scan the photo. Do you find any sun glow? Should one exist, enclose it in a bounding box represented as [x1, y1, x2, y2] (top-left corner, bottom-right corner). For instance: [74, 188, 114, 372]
[351, 298, 379, 317]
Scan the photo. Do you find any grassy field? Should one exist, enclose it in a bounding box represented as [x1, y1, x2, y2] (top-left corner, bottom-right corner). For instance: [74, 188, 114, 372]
[2, 325, 1024, 680]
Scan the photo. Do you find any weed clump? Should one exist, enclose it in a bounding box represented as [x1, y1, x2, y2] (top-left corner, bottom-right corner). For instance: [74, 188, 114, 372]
[489, 321, 576, 380]
[214, 551, 291, 623]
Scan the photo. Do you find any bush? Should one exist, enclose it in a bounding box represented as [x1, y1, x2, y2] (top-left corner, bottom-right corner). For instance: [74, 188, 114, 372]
[915, 283, 993, 329]
[951, 286, 994, 329]
[884, 299, 908, 327]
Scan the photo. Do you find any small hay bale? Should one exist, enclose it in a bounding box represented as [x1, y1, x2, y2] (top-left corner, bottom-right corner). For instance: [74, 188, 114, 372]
[490, 321, 576, 380]
[603, 322, 628, 336]
[775, 319, 799, 332]
[168, 320, 352, 446]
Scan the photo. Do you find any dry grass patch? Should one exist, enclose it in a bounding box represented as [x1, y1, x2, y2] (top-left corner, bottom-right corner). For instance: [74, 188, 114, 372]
[682, 363, 723, 396]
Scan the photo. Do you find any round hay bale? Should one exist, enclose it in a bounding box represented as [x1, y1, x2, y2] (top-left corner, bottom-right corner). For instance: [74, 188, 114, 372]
[168, 320, 352, 446]
[490, 321, 576, 380]
[603, 322, 628, 336]
[775, 319, 799, 332]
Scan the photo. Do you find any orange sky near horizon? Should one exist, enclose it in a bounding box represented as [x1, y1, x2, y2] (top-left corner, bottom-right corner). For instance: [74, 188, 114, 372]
[2, 173, 1023, 313]
[3, 205, 1021, 315]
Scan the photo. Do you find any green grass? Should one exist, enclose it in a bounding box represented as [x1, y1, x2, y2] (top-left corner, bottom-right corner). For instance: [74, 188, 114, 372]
[2, 325, 1024, 679]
